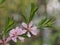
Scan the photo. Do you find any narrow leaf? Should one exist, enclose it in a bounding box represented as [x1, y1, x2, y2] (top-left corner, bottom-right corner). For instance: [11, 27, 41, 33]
[20, 14, 28, 23]
[29, 3, 38, 23]
[5, 17, 14, 32]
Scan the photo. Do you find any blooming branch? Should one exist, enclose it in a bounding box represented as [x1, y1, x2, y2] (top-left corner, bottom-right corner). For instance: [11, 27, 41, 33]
[22, 21, 38, 37]
[0, 33, 11, 45]
[9, 27, 26, 42]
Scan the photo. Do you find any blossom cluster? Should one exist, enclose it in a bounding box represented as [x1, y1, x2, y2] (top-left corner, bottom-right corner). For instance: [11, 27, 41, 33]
[0, 21, 38, 45]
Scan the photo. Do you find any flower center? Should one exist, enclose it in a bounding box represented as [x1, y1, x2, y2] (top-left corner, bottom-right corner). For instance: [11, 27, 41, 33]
[13, 32, 17, 37]
[27, 25, 31, 32]
[27, 28, 31, 31]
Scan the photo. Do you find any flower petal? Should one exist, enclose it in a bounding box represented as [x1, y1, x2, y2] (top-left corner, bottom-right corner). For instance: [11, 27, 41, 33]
[22, 22, 27, 28]
[12, 37, 17, 42]
[27, 32, 31, 37]
[16, 28, 23, 35]
[9, 29, 15, 36]
[18, 37, 25, 42]
[0, 40, 2, 43]
[31, 26, 38, 35]
[31, 26, 37, 30]
[29, 21, 33, 28]
[6, 37, 12, 42]
[30, 30, 38, 35]
[16, 28, 26, 35]
[15, 27, 20, 30]
[21, 30, 27, 34]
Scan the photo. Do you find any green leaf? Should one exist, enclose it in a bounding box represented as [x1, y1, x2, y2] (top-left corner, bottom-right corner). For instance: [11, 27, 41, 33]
[38, 16, 56, 29]
[29, 3, 38, 23]
[38, 17, 48, 28]
[38, 17, 47, 25]
[0, 0, 5, 4]
[46, 17, 56, 26]
[5, 17, 15, 33]
[20, 13, 28, 23]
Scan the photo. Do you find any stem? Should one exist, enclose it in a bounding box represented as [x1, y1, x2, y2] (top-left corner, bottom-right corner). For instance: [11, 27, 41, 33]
[1, 39, 7, 45]
[2, 31, 6, 45]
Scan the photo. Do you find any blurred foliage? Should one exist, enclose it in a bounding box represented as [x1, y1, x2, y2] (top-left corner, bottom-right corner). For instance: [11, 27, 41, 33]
[29, 3, 38, 23]
[38, 16, 56, 29]
[0, 0, 36, 30]
[4, 17, 15, 33]
[0, 0, 5, 4]
[0, 0, 60, 45]
[20, 3, 38, 23]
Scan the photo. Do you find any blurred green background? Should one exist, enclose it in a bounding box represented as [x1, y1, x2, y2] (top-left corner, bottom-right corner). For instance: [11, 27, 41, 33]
[0, 0, 60, 45]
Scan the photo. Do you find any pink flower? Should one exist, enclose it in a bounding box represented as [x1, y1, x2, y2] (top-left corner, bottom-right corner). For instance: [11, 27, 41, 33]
[22, 21, 38, 37]
[0, 34, 11, 45]
[9, 27, 26, 42]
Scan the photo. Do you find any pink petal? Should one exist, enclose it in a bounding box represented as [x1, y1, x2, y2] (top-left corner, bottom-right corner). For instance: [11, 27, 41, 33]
[0, 40, 2, 43]
[16, 28, 23, 35]
[16, 28, 26, 35]
[31, 26, 37, 30]
[27, 32, 31, 37]
[21, 30, 27, 35]
[9, 27, 26, 37]
[31, 26, 38, 35]
[30, 30, 38, 35]
[22, 22, 27, 28]
[9, 29, 15, 36]
[15, 27, 20, 30]
[18, 37, 25, 42]
[12, 37, 17, 42]
[29, 21, 33, 28]
[6, 37, 12, 42]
